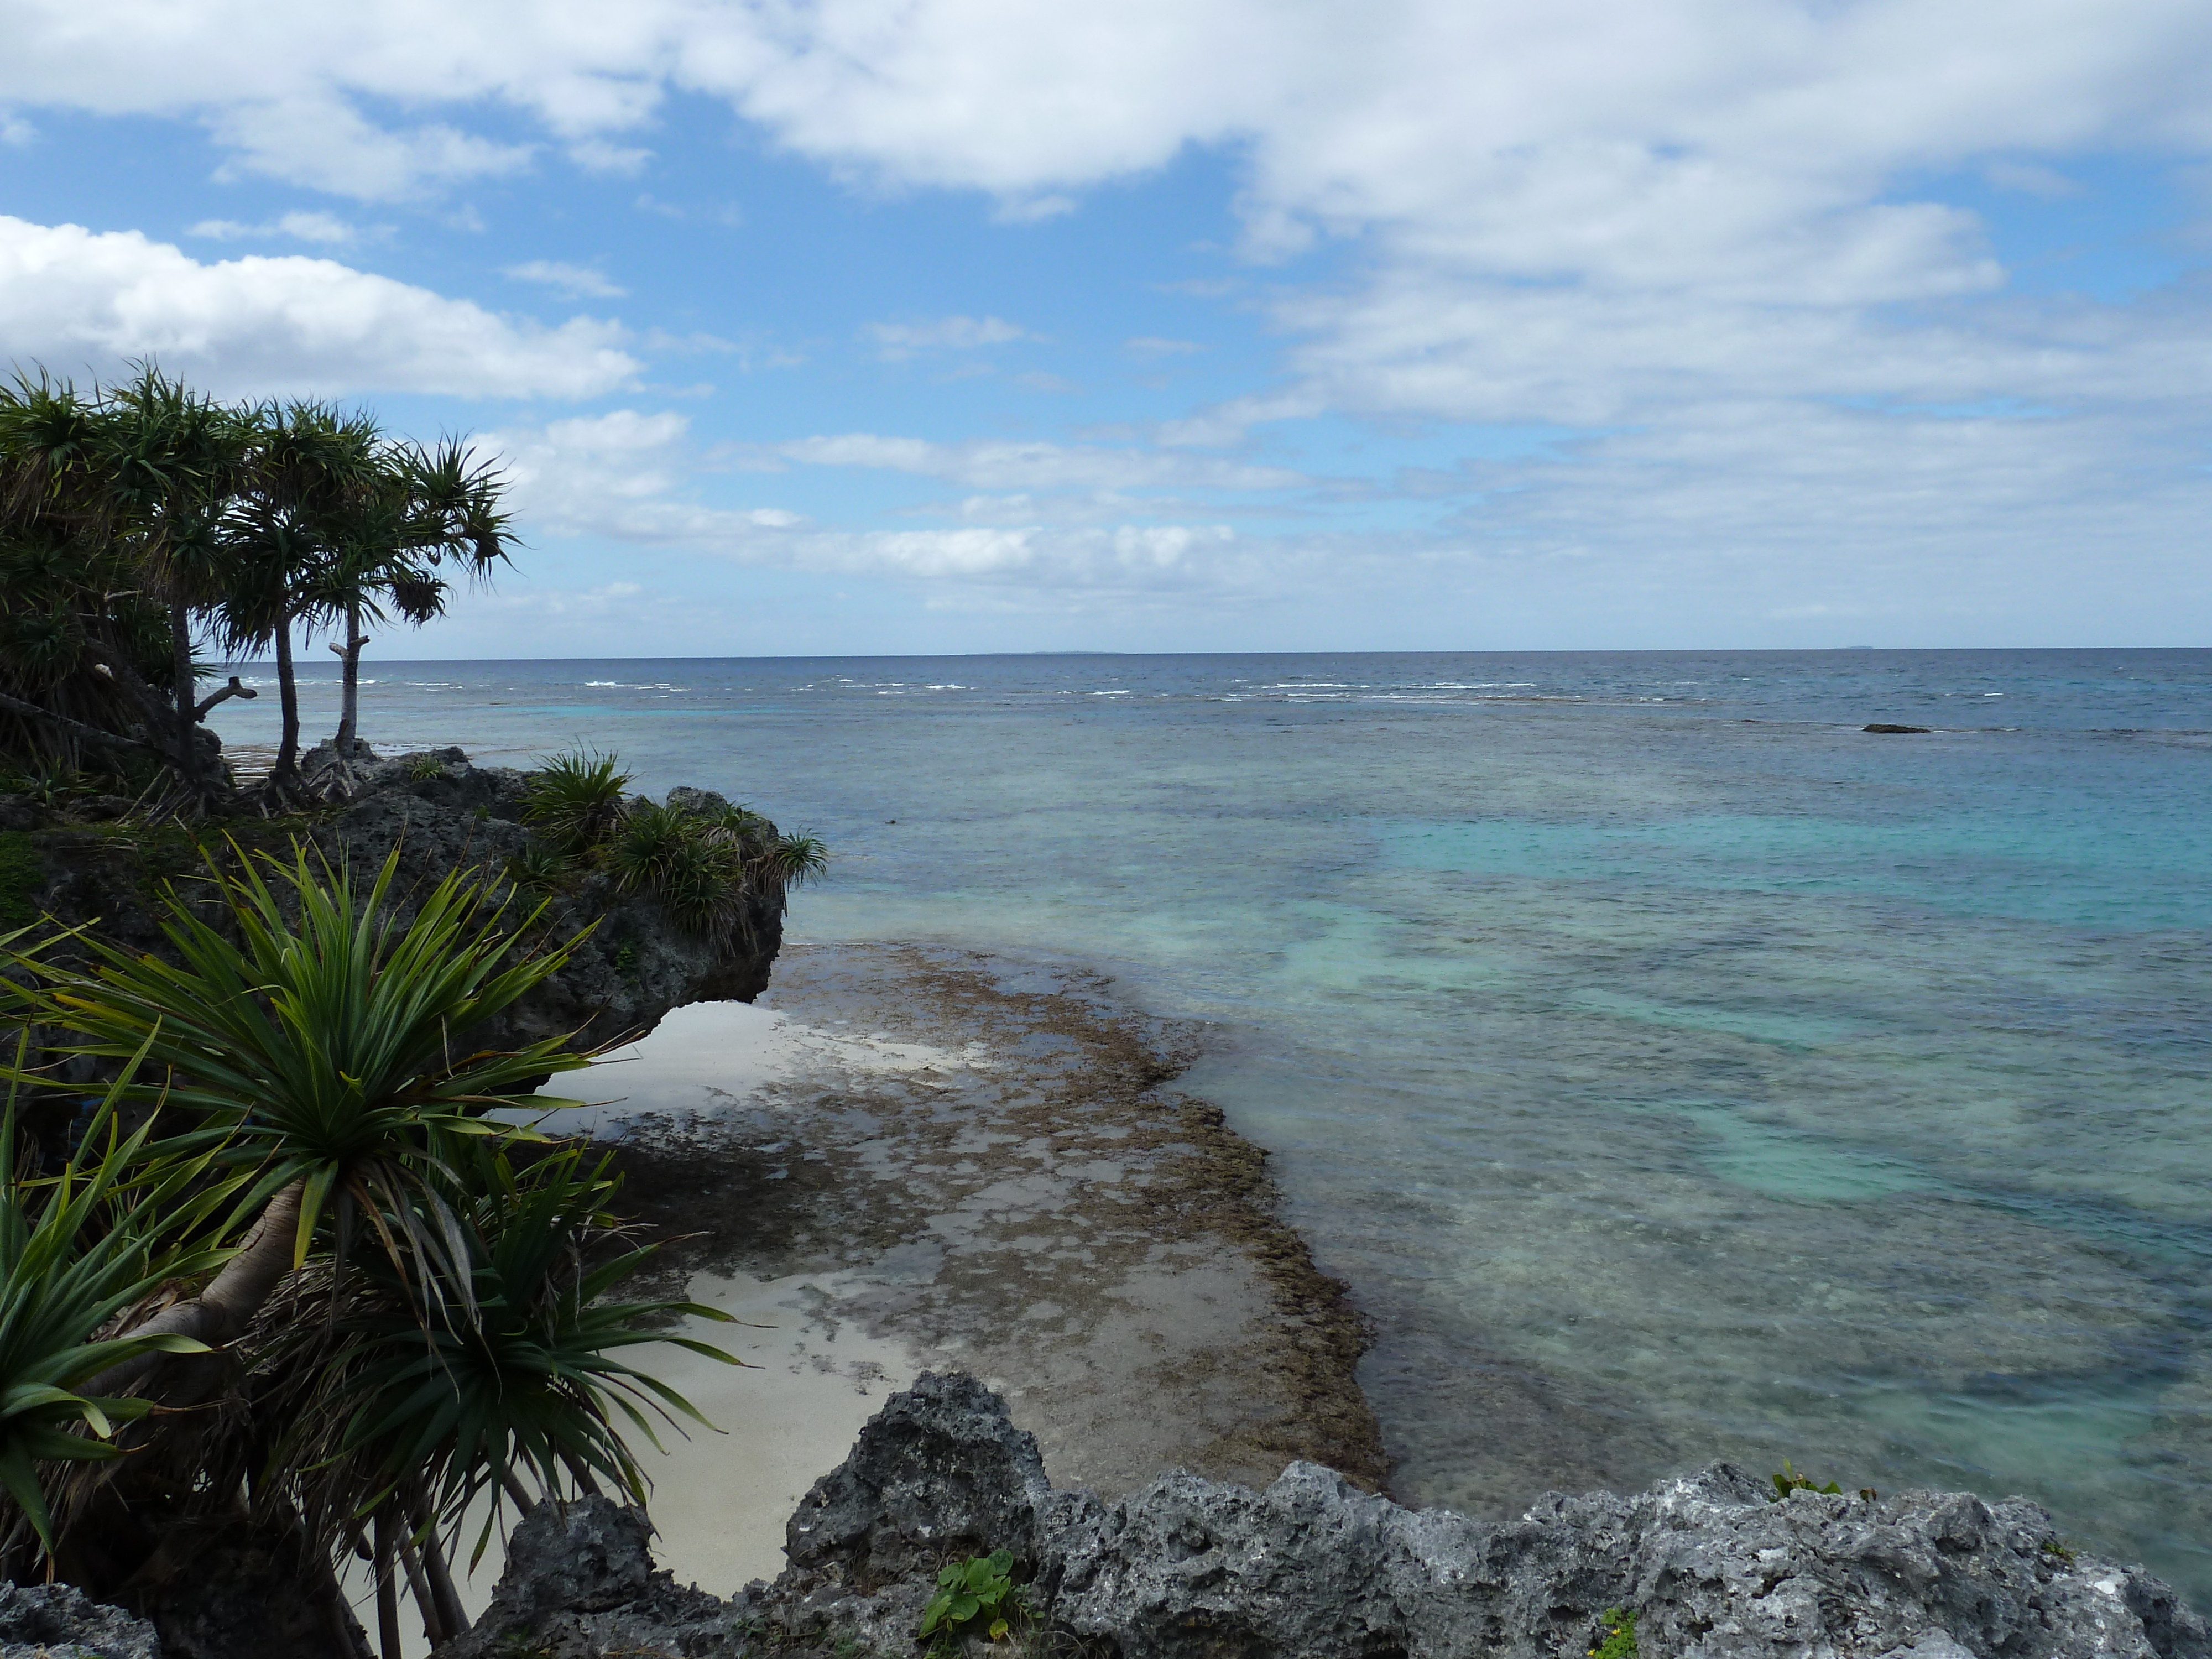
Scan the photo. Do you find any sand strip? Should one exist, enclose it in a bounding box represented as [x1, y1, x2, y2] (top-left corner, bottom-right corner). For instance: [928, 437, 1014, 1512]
[393, 943, 1379, 1652]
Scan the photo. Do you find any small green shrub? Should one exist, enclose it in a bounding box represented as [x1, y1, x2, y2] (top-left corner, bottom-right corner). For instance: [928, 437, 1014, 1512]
[609, 801, 697, 894]
[505, 841, 570, 896]
[610, 800, 754, 946]
[1589, 1607, 1637, 1659]
[2043, 1537, 2077, 1563]
[670, 834, 755, 938]
[613, 942, 638, 974]
[706, 802, 774, 843]
[406, 753, 446, 782]
[524, 749, 633, 853]
[524, 750, 831, 947]
[1771, 1460, 1845, 1501]
[764, 831, 829, 890]
[919, 1548, 1027, 1653]
[2, 762, 85, 809]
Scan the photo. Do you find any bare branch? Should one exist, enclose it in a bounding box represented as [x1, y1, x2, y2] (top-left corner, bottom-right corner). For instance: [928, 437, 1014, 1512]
[193, 675, 259, 719]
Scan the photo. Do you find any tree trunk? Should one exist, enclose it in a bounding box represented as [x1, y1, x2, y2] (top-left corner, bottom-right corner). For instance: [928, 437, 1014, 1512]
[273, 613, 301, 780]
[169, 605, 199, 788]
[413, 1496, 468, 1640]
[398, 1531, 444, 1646]
[333, 598, 367, 754]
[314, 1546, 376, 1659]
[373, 1513, 403, 1659]
[87, 1178, 307, 1400]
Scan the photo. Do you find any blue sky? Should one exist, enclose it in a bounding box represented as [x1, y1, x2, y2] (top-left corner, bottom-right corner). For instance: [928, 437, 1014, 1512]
[3, 0, 2210, 655]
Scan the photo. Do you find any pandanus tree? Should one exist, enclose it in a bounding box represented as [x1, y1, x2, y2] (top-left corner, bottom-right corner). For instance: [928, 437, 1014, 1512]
[13, 848, 599, 1389]
[0, 366, 518, 805]
[227, 1141, 732, 1652]
[312, 435, 514, 763]
[95, 369, 257, 796]
[217, 401, 385, 786]
[0, 847, 737, 1656]
[0, 371, 231, 789]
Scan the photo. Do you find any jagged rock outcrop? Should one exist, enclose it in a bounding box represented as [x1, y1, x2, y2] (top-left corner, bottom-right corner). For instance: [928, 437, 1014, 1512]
[0, 1580, 160, 1659]
[446, 1373, 2209, 1659]
[305, 749, 782, 1049]
[435, 1494, 740, 1659]
[3, 747, 781, 1060]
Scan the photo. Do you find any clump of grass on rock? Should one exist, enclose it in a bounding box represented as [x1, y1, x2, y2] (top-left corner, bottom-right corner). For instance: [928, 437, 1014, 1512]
[516, 747, 827, 947]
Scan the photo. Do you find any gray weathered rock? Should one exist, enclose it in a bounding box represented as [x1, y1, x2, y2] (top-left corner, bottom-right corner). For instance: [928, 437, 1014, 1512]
[435, 1496, 743, 1659]
[1046, 1455, 2206, 1659]
[315, 750, 782, 1050]
[450, 1372, 2210, 1659]
[787, 1370, 1055, 1588]
[0, 1580, 161, 1659]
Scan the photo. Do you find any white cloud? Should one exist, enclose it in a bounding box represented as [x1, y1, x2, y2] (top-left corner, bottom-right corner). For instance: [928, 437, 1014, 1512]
[1984, 160, 2083, 199]
[568, 138, 651, 175]
[0, 214, 639, 398]
[467, 395, 2212, 640]
[765, 433, 1305, 493]
[505, 259, 627, 299]
[482, 409, 1252, 596]
[207, 99, 534, 201]
[7, 0, 2212, 638]
[863, 315, 1036, 359]
[189, 210, 359, 245]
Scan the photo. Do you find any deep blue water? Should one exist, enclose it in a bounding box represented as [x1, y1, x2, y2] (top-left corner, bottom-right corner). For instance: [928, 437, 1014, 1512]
[216, 649, 2212, 1592]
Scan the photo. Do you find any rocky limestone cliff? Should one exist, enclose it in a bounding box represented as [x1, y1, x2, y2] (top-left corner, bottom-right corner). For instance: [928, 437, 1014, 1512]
[1, 747, 782, 1060]
[440, 1372, 2208, 1659]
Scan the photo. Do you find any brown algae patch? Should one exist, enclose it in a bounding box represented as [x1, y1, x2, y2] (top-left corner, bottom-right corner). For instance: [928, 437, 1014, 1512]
[598, 941, 1386, 1501]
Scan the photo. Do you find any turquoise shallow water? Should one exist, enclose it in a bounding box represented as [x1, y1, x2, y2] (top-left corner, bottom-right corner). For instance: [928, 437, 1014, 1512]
[216, 649, 2212, 1593]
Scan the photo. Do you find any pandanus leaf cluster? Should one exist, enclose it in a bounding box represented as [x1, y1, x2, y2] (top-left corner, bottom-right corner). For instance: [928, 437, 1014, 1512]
[0, 363, 517, 806]
[14, 844, 593, 1274]
[0, 1035, 235, 1559]
[518, 746, 829, 947]
[0, 846, 738, 1658]
[244, 1141, 735, 1571]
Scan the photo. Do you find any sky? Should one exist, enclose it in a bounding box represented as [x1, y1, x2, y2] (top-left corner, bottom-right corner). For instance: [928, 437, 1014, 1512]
[2, 0, 2211, 656]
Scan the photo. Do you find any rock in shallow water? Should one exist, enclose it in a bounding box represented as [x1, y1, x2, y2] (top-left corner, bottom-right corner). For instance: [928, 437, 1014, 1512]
[444, 1371, 2209, 1659]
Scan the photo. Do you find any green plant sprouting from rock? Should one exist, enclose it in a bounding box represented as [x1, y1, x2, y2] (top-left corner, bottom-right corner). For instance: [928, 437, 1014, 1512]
[517, 747, 827, 947]
[1772, 1460, 1843, 1499]
[1770, 1459, 1876, 1502]
[919, 1548, 1028, 1653]
[1589, 1606, 1638, 1659]
[524, 749, 633, 854]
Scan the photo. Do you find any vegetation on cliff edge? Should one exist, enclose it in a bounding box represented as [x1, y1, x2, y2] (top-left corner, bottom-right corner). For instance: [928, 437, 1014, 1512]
[0, 845, 738, 1658]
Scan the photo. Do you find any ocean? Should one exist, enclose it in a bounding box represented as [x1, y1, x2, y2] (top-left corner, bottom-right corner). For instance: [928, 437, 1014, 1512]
[212, 648, 2212, 1594]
